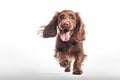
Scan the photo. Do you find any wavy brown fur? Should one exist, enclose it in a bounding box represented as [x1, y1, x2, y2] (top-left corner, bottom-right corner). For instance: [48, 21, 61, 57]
[40, 10, 86, 75]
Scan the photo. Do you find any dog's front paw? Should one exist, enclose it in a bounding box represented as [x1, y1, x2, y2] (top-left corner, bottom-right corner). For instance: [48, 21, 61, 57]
[73, 70, 83, 75]
[65, 67, 70, 72]
[60, 60, 68, 67]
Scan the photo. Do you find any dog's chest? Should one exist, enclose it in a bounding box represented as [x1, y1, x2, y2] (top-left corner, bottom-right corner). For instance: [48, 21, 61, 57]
[56, 41, 79, 54]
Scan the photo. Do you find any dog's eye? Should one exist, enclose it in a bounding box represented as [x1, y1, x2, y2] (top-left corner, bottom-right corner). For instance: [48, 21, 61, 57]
[59, 14, 64, 20]
[70, 16, 74, 20]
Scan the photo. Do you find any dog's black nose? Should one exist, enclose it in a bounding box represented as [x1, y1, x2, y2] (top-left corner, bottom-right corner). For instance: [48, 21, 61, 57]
[61, 21, 70, 30]
[62, 22, 69, 27]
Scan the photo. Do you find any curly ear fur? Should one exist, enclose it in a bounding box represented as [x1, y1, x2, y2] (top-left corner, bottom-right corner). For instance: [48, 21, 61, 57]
[43, 12, 59, 38]
[75, 13, 85, 41]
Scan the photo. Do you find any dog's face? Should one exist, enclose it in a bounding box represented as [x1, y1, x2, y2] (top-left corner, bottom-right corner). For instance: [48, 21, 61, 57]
[57, 10, 77, 42]
[42, 10, 84, 42]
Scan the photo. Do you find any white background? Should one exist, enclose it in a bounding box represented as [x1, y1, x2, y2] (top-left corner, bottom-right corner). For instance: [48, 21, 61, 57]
[0, 0, 120, 80]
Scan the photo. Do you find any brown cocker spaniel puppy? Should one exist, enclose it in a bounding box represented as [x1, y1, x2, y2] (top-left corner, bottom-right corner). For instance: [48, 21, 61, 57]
[39, 10, 86, 75]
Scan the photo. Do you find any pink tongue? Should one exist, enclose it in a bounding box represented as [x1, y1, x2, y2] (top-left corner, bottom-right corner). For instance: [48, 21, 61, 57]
[60, 32, 70, 41]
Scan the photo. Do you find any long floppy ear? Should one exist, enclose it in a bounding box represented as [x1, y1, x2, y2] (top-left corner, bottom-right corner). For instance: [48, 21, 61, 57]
[75, 12, 85, 41]
[43, 12, 59, 38]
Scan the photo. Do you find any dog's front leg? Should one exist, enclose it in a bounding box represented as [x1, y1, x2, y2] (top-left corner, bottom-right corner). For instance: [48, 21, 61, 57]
[72, 45, 86, 75]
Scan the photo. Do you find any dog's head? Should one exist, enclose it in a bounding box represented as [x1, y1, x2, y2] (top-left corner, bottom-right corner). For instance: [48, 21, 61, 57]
[42, 10, 85, 42]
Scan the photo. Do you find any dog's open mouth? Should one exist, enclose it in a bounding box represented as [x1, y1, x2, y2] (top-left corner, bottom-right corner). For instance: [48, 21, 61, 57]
[60, 29, 71, 42]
